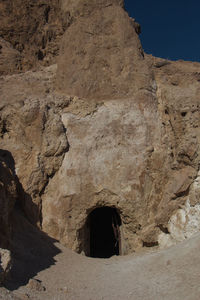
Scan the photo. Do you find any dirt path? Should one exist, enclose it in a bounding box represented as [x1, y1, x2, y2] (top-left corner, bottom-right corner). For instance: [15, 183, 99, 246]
[4, 211, 200, 300]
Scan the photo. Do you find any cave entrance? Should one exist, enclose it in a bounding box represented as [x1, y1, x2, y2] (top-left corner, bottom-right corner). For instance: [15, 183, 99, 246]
[88, 207, 122, 258]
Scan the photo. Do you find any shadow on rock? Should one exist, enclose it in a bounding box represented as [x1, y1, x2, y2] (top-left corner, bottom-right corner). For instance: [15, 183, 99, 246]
[0, 149, 61, 290]
[0, 149, 42, 226]
[5, 209, 61, 291]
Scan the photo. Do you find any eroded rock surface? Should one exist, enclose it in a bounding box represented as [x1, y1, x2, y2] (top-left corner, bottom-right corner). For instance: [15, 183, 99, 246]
[0, 0, 72, 73]
[42, 93, 160, 253]
[56, 1, 151, 99]
[0, 65, 69, 225]
[0, 38, 22, 76]
[0, 0, 200, 262]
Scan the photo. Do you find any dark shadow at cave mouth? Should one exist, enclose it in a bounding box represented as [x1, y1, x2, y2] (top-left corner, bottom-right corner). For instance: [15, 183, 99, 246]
[88, 207, 121, 258]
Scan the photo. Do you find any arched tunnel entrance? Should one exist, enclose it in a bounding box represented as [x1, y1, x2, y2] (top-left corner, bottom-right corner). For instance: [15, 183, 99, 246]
[85, 207, 122, 258]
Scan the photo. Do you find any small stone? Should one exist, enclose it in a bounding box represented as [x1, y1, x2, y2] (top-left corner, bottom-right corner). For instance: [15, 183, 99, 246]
[0, 249, 12, 284]
[60, 286, 68, 293]
[27, 279, 46, 292]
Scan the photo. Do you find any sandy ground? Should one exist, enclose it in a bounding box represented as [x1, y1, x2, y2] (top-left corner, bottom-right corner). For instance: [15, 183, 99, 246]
[2, 210, 200, 300]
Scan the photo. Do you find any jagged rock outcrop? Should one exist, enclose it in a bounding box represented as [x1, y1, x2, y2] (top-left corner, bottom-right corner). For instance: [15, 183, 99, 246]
[149, 57, 200, 246]
[0, 65, 69, 225]
[0, 0, 125, 75]
[56, 0, 150, 99]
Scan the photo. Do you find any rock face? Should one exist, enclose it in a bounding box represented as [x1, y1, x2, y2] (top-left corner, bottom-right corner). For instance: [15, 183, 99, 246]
[0, 0, 71, 73]
[0, 38, 22, 76]
[42, 94, 159, 253]
[42, 58, 200, 254]
[0, 65, 69, 225]
[0, 0, 200, 258]
[0, 0, 124, 75]
[56, 1, 150, 99]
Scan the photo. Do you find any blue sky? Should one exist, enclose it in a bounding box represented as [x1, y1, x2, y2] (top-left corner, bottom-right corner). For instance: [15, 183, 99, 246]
[124, 1, 200, 61]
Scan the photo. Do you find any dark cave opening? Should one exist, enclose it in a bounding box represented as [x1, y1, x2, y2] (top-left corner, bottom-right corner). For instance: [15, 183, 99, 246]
[88, 207, 121, 258]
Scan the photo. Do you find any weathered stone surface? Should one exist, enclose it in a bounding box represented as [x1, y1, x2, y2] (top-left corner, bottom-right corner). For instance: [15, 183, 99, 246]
[0, 65, 69, 225]
[0, 288, 22, 300]
[158, 199, 200, 249]
[42, 93, 160, 253]
[1, 1, 200, 299]
[0, 38, 22, 76]
[27, 279, 45, 292]
[158, 169, 200, 248]
[60, 0, 124, 17]
[45, 57, 200, 253]
[0, 0, 200, 257]
[0, 0, 72, 73]
[56, 2, 151, 99]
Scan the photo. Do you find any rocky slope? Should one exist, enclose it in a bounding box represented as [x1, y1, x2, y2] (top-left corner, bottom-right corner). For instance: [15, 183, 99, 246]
[0, 0, 200, 293]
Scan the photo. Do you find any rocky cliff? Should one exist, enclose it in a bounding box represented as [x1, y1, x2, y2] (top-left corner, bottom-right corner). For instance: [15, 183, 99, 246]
[56, 0, 149, 99]
[0, 0, 200, 263]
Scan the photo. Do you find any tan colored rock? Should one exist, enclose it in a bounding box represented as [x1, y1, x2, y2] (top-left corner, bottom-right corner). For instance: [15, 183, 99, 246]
[61, 0, 124, 17]
[42, 93, 160, 254]
[27, 279, 45, 292]
[159, 169, 200, 248]
[0, 0, 72, 73]
[0, 288, 22, 299]
[158, 199, 200, 249]
[0, 0, 126, 75]
[155, 166, 196, 225]
[0, 38, 22, 75]
[0, 66, 69, 225]
[45, 57, 200, 253]
[56, 3, 152, 99]
[0, 2, 200, 257]
[0, 248, 11, 284]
